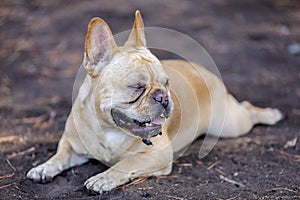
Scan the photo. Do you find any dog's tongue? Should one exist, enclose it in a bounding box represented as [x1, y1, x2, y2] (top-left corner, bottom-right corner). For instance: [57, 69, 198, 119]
[151, 117, 165, 125]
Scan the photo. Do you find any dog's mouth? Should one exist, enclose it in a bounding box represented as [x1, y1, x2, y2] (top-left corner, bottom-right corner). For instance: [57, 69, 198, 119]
[111, 109, 165, 145]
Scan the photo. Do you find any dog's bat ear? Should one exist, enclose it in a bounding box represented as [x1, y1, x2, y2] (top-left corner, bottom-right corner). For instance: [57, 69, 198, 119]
[83, 17, 118, 77]
[124, 10, 146, 47]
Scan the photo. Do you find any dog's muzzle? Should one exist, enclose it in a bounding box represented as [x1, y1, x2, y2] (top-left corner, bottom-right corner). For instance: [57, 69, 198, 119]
[111, 109, 166, 145]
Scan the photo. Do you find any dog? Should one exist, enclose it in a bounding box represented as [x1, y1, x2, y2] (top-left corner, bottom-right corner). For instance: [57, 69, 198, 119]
[27, 10, 283, 193]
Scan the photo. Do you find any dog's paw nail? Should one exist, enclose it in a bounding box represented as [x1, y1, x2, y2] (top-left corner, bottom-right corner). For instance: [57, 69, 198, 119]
[41, 176, 53, 183]
[85, 187, 99, 196]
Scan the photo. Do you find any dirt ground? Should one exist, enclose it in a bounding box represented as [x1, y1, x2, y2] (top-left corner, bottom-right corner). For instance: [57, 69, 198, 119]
[0, 0, 299, 199]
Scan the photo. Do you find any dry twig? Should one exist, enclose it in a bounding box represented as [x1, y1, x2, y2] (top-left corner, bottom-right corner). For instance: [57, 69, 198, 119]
[0, 136, 19, 143]
[20, 112, 56, 130]
[196, 161, 203, 165]
[7, 147, 35, 159]
[122, 177, 150, 188]
[0, 173, 14, 179]
[6, 159, 16, 171]
[178, 163, 192, 167]
[21, 113, 48, 124]
[284, 137, 298, 149]
[207, 160, 220, 170]
[219, 175, 245, 187]
[216, 194, 240, 200]
[157, 175, 178, 179]
[267, 187, 297, 193]
[0, 182, 15, 189]
[276, 149, 300, 162]
[214, 167, 226, 176]
[164, 195, 184, 200]
[137, 187, 153, 190]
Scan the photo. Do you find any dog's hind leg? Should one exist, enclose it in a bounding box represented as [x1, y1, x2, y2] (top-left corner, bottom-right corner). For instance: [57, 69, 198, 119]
[27, 135, 88, 183]
[240, 101, 283, 126]
[208, 94, 283, 138]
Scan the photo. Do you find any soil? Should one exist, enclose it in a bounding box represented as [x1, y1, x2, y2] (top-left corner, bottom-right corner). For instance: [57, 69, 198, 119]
[0, 0, 299, 199]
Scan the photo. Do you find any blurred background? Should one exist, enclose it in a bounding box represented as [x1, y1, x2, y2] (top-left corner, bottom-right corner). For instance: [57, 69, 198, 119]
[0, 0, 299, 199]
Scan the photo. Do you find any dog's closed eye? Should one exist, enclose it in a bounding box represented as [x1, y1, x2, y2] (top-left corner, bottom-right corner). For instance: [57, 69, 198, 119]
[127, 83, 146, 90]
[127, 84, 146, 104]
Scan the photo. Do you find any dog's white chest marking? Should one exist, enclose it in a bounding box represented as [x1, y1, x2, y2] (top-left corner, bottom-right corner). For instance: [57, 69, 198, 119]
[104, 130, 127, 147]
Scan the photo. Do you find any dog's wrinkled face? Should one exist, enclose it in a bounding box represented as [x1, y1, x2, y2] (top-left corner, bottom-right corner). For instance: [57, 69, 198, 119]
[100, 48, 173, 142]
[83, 13, 173, 144]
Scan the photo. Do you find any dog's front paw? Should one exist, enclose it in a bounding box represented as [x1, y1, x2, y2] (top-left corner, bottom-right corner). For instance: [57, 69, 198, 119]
[84, 171, 128, 194]
[27, 163, 61, 183]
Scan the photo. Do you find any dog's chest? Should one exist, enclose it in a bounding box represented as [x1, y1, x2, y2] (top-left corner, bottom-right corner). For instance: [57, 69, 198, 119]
[82, 128, 136, 164]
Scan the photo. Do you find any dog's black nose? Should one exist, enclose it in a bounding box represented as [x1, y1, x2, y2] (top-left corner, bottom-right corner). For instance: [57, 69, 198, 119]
[153, 90, 169, 108]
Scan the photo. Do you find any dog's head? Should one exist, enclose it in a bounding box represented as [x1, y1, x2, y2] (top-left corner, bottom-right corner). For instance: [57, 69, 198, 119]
[82, 11, 173, 144]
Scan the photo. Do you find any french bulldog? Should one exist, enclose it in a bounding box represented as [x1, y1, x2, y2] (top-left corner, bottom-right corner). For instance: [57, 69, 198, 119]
[27, 10, 283, 193]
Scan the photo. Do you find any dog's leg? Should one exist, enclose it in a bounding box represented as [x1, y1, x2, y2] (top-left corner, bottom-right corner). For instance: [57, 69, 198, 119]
[209, 94, 283, 138]
[84, 139, 173, 193]
[27, 135, 88, 183]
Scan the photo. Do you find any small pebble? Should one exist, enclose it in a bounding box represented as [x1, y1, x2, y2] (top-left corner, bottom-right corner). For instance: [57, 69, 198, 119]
[141, 191, 150, 198]
[288, 43, 300, 55]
